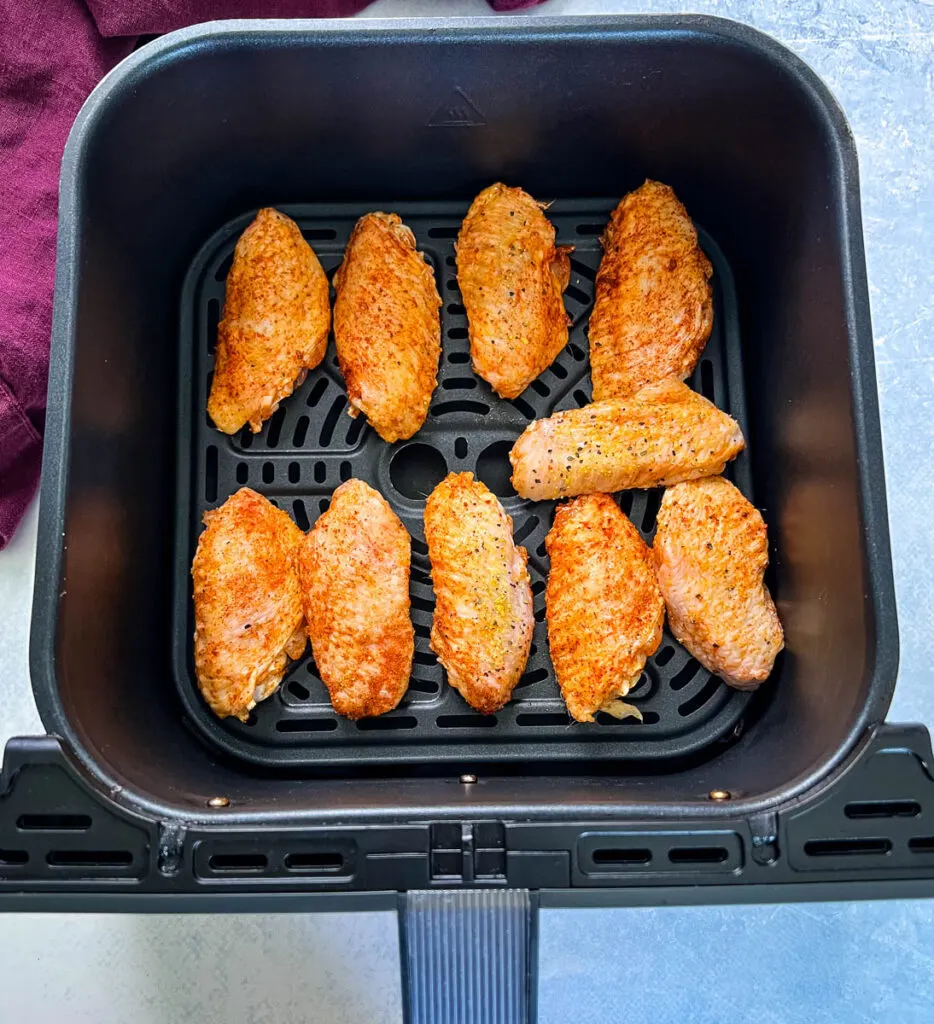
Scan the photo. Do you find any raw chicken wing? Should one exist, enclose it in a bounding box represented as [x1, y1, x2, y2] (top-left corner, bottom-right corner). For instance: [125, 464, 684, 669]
[589, 181, 713, 401]
[546, 493, 664, 722]
[425, 472, 533, 714]
[192, 488, 306, 721]
[510, 379, 744, 501]
[333, 212, 441, 442]
[457, 183, 572, 399]
[208, 208, 330, 434]
[300, 479, 413, 718]
[653, 477, 784, 689]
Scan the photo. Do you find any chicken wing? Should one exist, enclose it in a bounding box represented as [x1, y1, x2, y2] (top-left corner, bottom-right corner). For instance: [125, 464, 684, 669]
[456, 183, 572, 399]
[546, 493, 664, 723]
[208, 208, 330, 434]
[510, 379, 744, 501]
[192, 487, 306, 721]
[589, 181, 713, 401]
[424, 472, 533, 714]
[299, 479, 414, 718]
[333, 212, 441, 442]
[653, 477, 783, 689]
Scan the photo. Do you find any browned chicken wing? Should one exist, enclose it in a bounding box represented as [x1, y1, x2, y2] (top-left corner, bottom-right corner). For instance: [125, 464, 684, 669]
[333, 212, 441, 442]
[653, 477, 784, 689]
[589, 181, 713, 401]
[546, 493, 664, 722]
[424, 472, 533, 714]
[510, 379, 744, 501]
[208, 208, 330, 434]
[299, 479, 413, 718]
[192, 488, 306, 721]
[457, 183, 572, 399]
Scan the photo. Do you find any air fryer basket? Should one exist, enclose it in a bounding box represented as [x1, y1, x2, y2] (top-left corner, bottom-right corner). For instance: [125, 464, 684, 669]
[6, 17, 930, 910]
[176, 199, 753, 767]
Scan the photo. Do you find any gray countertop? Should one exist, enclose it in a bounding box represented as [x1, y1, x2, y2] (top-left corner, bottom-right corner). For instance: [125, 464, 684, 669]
[1, 0, 933, 1020]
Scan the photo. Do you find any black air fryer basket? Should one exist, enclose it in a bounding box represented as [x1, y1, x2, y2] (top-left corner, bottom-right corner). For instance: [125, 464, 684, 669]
[4, 18, 933, 968]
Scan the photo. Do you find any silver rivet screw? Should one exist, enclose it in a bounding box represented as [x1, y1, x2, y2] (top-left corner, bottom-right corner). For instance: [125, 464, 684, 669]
[207, 796, 230, 808]
[460, 774, 478, 784]
[709, 789, 731, 802]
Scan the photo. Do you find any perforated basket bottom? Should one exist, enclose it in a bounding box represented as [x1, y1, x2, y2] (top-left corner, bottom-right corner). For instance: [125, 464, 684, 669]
[173, 199, 754, 768]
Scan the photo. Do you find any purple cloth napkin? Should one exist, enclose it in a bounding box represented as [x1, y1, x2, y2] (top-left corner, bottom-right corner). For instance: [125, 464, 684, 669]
[0, 0, 544, 548]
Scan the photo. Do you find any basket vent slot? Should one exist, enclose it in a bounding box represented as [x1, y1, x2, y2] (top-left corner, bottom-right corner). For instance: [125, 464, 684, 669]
[284, 852, 344, 872]
[592, 848, 652, 866]
[844, 800, 920, 819]
[208, 853, 267, 872]
[275, 718, 338, 733]
[17, 814, 91, 831]
[47, 850, 133, 867]
[668, 846, 729, 865]
[804, 838, 893, 857]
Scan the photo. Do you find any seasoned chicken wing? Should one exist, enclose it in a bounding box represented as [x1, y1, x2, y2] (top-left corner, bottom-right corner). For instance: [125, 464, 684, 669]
[510, 379, 744, 501]
[546, 493, 664, 723]
[653, 477, 784, 689]
[425, 472, 533, 714]
[192, 488, 306, 721]
[299, 479, 413, 718]
[589, 181, 713, 401]
[457, 183, 572, 399]
[333, 212, 441, 442]
[208, 208, 330, 434]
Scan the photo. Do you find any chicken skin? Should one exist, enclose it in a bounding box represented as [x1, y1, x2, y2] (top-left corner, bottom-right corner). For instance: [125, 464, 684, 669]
[333, 212, 441, 442]
[424, 472, 533, 714]
[299, 479, 413, 718]
[456, 183, 572, 399]
[509, 379, 744, 501]
[546, 493, 664, 723]
[653, 477, 783, 689]
[192, 488, 306, 721]
[208, 208, 330, 434]
[589, 181, 713, 401]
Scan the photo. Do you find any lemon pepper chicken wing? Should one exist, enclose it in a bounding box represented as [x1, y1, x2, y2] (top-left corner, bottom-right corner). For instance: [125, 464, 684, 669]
[299, 479, 414, 718]
[425, 472, 533, 714]
[589, 181, 713, 401]
[192, 488, 306, 721]
[457, 183, 572, 399]
[208, 208, 330, 434]
[333, 212, 441, 442]
[546, 493, 665, 723]
[509, 379, 745, 501]
[653, 477, 784, 689]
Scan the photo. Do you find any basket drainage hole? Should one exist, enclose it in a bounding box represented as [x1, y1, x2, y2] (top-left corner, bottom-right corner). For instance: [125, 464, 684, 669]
[476, 440, 516, 498]
[389, 444, 448, 500]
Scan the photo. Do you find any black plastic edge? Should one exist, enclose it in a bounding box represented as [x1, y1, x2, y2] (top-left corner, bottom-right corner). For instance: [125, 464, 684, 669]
[29, 15, 898, 826]
[2, 724, 933, 906]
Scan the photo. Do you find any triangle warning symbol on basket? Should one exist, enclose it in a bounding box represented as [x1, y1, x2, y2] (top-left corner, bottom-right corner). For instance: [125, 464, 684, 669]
[428, 87, 487, 127]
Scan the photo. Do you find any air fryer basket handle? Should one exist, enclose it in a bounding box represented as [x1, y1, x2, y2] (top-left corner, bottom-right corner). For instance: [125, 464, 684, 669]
[400, 889, 537, 1024]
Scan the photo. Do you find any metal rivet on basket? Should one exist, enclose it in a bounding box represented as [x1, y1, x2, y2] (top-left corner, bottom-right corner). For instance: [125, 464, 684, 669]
[709, 789, 731, 802]
[207, 796, 230, 808]
[460, 774, 478, 784]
